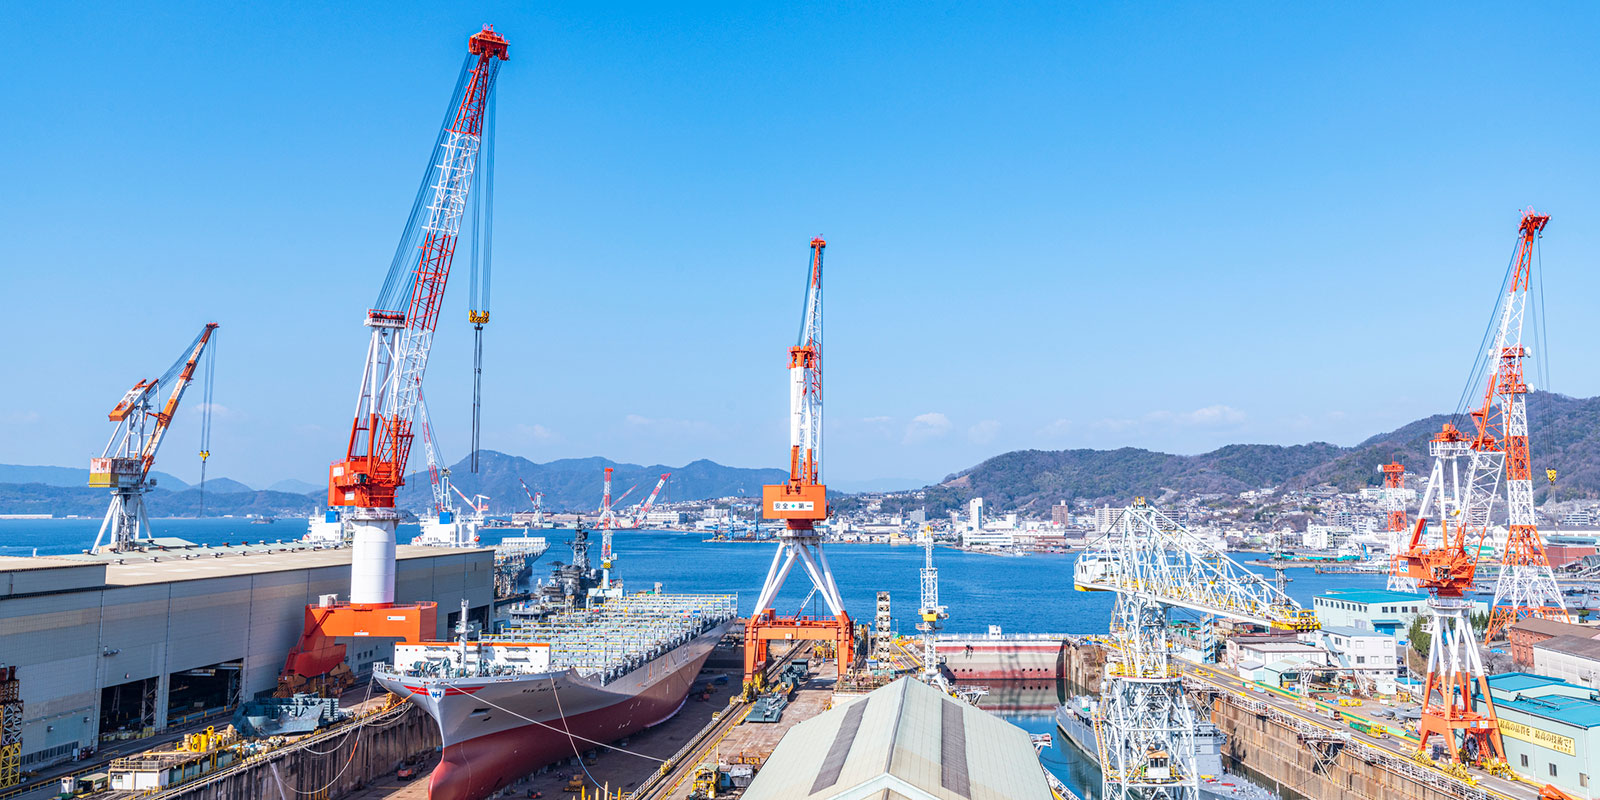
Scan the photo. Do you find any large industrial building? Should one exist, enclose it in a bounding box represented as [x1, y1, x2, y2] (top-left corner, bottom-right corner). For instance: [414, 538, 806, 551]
[0, 539, 492, 772]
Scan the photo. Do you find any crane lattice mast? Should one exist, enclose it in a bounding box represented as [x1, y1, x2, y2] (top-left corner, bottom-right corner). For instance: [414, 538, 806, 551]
[90, 323, 219, 553]
[916, 525, 948, 689]
[282, 27, 507, 685]
[748, 238, 854, 691]
[1465, 210, 1567, 640]
[633, 472, 671, 527]
[1383, 462, 1419, 592]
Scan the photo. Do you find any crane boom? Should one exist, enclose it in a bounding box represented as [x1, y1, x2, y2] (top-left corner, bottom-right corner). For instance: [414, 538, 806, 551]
[328, 26, 507, 510]
[633, 472, 671, 526]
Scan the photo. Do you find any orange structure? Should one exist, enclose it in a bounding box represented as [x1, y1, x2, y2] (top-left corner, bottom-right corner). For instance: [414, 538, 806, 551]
[282, 27, 507, 688]
[1399, 422, 1505, 764]
[745, 238, 854, 687]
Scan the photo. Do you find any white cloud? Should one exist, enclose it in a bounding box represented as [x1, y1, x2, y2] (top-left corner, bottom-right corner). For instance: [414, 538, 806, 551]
[3, 411, 41, 425]
[1105, 405, 1247, 430]
[1178, 405, 1246, 425]
[968, 420, 1001, 444]
[904, 412, 952, 444]
[1039, 418, 1072, 437]
[517, 423, 556, 441]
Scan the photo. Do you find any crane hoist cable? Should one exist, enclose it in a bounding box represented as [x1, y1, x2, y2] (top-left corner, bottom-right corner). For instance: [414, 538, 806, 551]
[197, 331, 217, 517]
[467, 90, 497, 473]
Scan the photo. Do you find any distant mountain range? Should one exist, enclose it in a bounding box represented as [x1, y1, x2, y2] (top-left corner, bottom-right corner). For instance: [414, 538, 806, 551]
[10, 392, 1599, 519]
[0, 451, 788, 518]
[395, 451, 788, 513]
[925, 391, 1600, 515]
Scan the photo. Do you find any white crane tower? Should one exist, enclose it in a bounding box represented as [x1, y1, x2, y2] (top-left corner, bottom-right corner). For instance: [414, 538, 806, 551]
[916, 525, 949, 688]
[1076, 499, 1318, 800]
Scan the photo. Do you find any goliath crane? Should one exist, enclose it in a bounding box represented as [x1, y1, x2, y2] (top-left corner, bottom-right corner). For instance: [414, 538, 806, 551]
[1398, 423, 1507, 766]
[747, 238, 854, 690]
[90, 323, 219, 553]
[1076, 499, 1317, 800]
[1383, 462, 1419, 592]
[1464, 210, 1567, 640]
[282, 26, 507, 685]
[631, 472, 671, 527]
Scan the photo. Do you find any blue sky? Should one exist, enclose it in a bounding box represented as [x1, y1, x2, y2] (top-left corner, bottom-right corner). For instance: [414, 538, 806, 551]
[3, 3, 1600, 491]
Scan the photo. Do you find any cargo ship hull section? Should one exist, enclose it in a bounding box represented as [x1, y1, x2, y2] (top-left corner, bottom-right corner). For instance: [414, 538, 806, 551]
[377, 620, 729, 800]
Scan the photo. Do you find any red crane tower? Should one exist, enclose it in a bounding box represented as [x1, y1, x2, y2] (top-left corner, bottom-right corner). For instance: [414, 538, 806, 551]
[1474, 211, 1566, 640]
[745, 238, 854, 690]
[1382, 462, 1416, 592]
[282, 26, 508, 687]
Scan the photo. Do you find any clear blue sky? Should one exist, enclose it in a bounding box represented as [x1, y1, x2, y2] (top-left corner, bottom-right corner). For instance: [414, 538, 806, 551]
[3, 2, 1599, 491]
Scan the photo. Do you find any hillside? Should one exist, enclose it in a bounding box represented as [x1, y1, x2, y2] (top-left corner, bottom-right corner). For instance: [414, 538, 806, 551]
[0, 453, 787, 517]
[394, 451, 788, 512]
[926, 392, 1600, 515]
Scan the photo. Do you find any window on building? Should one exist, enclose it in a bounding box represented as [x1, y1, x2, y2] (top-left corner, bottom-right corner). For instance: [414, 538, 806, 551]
[1550, 764, 1558, 777]
[1357, 656, 1366, 664]
[1522, 755, 1530, 768]
[1580, 773, 1588, 788]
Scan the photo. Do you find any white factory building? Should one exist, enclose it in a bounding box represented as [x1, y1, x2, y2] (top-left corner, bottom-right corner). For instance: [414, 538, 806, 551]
[0, 540, 492, 772]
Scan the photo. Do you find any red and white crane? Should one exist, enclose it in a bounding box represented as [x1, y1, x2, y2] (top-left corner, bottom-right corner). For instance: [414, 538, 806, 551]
[90, 323, 219, 553]
[518, 477, 543, 524]
[745, 238, 853, 689]
[283, 27, 508, 684]
[1382, 462, 1417, 592]
[1459, 210, 1567, 640]
[632, 472, 671, 527]
[594, 467, 639, 589]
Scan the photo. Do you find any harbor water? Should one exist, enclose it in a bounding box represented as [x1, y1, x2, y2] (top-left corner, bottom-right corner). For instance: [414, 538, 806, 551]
[0, 518, 1392, 793]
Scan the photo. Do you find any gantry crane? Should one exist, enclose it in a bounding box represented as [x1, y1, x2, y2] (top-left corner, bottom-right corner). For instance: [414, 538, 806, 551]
[1399, 424, 1507, 766]
[1076, 499, 1318, 800]
[90, 323, 219, 553]
[282, 26, 507, 686]
[631, 472, 671, 527]
[1383, 462, 1419, 592]
[1461, 211, 1567, 640]
[747, 238, 853, 690]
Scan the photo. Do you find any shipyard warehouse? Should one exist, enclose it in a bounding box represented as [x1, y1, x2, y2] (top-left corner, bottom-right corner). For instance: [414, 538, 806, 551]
[0, 541, 491, 772]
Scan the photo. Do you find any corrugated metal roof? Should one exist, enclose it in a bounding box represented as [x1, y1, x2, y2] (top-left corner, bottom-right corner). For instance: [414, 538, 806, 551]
[1511, 618, 1599, 640]
[1534, 634, 1600, 659]
[743, 677, 1051, 800]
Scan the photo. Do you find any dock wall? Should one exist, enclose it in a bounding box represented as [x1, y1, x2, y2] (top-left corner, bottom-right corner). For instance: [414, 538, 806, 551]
[157, 704, 438, 800]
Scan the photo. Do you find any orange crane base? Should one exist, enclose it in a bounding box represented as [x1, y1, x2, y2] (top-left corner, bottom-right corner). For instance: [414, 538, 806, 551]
[743, 610, 853, 685]
[282, 601, 438, 679]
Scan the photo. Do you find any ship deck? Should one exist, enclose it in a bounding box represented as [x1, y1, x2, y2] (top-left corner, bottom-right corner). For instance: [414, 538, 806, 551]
[499, 592, 739, 674]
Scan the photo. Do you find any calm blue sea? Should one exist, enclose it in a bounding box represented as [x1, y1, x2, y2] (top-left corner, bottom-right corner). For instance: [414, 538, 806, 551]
[0, 518, 1385, 635]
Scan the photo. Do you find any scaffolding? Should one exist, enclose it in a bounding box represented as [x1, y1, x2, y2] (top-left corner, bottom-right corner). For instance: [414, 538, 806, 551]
[0, 665, 18, 789]
[411, 593, 740, 684]
[873, 592, 894, 660]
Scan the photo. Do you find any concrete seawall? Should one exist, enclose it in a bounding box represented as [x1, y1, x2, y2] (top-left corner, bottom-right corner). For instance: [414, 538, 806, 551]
[159, 704, 438, 800]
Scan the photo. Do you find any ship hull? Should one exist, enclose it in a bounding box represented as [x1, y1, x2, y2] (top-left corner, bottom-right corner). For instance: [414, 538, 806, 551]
[376, 621, 729, 800]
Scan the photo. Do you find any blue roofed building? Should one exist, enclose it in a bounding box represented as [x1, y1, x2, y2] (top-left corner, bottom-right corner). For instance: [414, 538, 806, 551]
[1313, 589, 1429, 636]
[1482, 672, 1600, 797]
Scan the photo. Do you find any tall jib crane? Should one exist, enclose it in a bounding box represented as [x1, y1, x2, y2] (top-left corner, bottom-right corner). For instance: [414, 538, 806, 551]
[595, 467, 639, 590]
[748, 238, 853, 691]
[90, 323, 219, 553]
[1076, 499, 1318, 800]
[1462, 210, 1567, 640]
[632, 472, 671, 527]
[1399, 423, 1506, 767]
[916, 525, 948, 689]
[282, 27, 507, 687]
[1383, 462, 1419, 592]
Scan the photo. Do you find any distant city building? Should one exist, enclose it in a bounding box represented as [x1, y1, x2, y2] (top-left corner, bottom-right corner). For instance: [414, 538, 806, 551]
[1483, 673, 1600, 796]
[1095, 505, 1120, 533]
[1534, 635, 1600, 688]
[1510, 619, 1600, 671]
[1051, 501, 1071, 527]
[643, 510, 687, 525]
[1309, 625, 1400, 694]
[968, 497, 984, 533]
